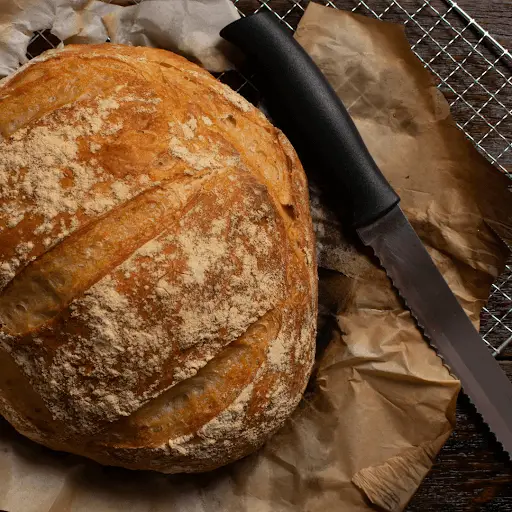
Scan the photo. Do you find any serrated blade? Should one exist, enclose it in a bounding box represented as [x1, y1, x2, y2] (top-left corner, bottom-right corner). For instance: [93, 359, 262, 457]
[357, 204, 512, 457]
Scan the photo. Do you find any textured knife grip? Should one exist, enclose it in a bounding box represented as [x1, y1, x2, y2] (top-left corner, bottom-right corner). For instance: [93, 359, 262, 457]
[221, 12, 399, 228]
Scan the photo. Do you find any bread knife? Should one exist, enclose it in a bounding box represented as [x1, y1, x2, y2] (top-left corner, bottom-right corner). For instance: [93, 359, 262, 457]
[221, 12, 512, 457]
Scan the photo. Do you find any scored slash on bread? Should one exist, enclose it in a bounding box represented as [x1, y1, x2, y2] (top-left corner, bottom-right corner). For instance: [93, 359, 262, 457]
[0, 44, 317, 473]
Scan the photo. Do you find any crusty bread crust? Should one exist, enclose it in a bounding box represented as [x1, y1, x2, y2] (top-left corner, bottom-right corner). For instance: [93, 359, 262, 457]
[0, 44, 317, 473]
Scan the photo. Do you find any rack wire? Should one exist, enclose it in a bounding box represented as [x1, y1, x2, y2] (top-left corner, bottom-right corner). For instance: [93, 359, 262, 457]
[24, 0, 512, 355]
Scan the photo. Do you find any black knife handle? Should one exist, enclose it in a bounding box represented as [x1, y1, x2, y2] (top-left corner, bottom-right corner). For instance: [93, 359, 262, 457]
[221, 12, 399, 228]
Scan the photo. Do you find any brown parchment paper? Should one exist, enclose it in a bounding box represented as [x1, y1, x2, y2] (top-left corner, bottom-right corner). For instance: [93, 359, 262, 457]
[1, 3, 511, 512]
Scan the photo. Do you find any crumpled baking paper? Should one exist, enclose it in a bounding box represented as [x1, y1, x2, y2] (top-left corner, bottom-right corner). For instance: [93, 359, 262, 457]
[0, 3, 511, 512]
[0, 0, 121, 77]
[102, 0, 240, 72]
[0, 0, 239, 77]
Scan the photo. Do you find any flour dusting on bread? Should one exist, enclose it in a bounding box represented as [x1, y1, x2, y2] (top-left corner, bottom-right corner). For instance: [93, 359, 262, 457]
[0, 44, 317, 474]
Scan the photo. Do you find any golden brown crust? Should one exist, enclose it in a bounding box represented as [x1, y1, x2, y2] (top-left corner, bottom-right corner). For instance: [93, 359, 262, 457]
[0, 44, 317, 473]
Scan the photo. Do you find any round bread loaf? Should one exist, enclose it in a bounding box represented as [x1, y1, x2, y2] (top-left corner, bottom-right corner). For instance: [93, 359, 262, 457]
[0, 44, 317, 473]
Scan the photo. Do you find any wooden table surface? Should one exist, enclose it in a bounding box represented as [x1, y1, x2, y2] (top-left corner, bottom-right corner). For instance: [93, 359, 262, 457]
[236, 0, 512, 510]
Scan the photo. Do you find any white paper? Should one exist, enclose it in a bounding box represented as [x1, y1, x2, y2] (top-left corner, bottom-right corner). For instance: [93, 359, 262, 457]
[0, 0, 239, 78]
[0, 0, 121, 77]
[52, 1, 123, 43]
[102, 0, 239, 72]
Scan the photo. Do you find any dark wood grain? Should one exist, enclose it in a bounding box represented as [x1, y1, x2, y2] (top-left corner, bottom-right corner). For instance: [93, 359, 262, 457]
[481, 258, 512, 360]
[457, 0, 512, 49]
[234, 1, 512, 510]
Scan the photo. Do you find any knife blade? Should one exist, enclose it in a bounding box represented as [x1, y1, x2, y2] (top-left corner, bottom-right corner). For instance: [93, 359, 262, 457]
[221, 12, 512, 456]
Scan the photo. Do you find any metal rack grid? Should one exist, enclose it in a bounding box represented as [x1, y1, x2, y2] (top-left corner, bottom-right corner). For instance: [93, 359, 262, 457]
[24, 0, 512, 355]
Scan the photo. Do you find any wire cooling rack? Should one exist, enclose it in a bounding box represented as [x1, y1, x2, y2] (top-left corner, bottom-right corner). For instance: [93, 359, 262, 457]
[24, 0, 512, 356]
